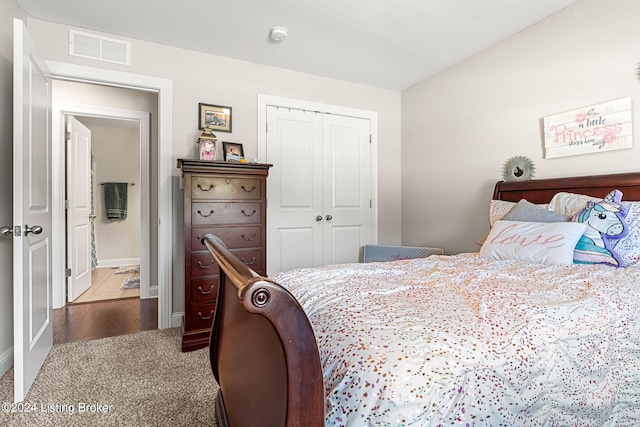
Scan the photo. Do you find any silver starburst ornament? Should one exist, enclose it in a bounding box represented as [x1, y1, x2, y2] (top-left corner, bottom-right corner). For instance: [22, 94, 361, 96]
[503, 156, 535, 181]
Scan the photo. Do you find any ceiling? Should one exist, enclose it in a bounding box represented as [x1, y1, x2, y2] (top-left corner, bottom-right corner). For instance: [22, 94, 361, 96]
[16, 0, 580, 91]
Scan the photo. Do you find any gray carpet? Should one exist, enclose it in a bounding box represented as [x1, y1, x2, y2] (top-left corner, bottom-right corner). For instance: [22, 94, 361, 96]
[0, 328, 218, 426]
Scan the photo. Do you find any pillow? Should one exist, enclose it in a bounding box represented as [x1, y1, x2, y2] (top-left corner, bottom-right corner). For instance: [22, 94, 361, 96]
[502, 199, 569, 223]
[571, 190, 628, 267]
[477, 199, 561, 245]
[489, 200, 517, 227]
[548, 192, 599, 217]
[480, 220, 587, 265]
[611, 201, 640, 268]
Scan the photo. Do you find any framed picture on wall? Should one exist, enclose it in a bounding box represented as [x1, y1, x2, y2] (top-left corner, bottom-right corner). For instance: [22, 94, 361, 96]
[199, 103, 232, 132]
[223, 142, 244, 162]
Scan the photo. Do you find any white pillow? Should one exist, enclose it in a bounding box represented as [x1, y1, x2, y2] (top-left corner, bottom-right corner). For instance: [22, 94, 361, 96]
[480, 220, 587, 265]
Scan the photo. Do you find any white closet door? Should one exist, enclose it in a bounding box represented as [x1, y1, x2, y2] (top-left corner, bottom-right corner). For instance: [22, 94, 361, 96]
[266, 106, 374, 274]
[322, 114, 373, 265]
[266, 107, 323, 273]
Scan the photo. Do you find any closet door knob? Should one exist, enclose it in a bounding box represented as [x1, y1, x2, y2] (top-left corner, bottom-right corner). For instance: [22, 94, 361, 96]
[325, 215, 333, 221]
[315, 215, 323, 221]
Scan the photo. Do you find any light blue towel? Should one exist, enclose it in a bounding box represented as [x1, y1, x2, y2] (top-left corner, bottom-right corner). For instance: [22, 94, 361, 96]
[104, 182, 128, 220]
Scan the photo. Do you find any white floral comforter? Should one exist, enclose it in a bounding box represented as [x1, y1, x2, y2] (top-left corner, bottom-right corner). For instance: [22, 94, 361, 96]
[272, 253, 640, 426]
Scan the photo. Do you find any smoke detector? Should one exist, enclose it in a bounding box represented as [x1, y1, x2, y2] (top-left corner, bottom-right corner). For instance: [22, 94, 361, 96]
[270, 26, 288, 42]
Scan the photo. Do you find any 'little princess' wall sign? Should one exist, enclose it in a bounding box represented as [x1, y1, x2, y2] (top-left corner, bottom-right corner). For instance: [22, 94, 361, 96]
[543, 97, 632, 159]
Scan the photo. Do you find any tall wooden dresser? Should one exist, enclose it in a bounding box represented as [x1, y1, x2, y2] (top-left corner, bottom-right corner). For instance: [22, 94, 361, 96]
[178, 159, 271, 351]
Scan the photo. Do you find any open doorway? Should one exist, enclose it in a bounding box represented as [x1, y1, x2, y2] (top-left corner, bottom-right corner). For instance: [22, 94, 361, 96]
[67, 115, 143, 304]
[52, 80, 158, 343]
[52, 79, 157, 308]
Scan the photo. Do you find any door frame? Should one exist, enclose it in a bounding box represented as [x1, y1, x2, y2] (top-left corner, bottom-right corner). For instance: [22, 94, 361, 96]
[257, 94, 379, 244]
[47, 61, 173, 329]
[54, 105, 152, 305]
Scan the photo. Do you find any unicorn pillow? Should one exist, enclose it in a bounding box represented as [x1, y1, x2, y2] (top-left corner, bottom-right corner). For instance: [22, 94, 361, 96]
[572, 189, 628, 267]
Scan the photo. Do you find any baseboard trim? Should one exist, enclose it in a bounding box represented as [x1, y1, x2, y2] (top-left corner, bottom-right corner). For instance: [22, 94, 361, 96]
[97, 258, 141, 268]
[171, 312, 183, 328]
[148, 285, 158, 298]
[0, 346, 14, 377]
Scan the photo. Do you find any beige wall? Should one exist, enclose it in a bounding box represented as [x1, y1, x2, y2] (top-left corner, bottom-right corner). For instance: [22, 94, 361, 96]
[26, 17, 403, 248]
[0, 0, 27, 376]
[88, 124, 141, 263]
[401, 0, 640, 254]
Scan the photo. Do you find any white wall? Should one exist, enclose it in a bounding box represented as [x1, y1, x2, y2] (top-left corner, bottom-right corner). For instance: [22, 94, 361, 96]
[401, 0, 640, 254]
[89, 124, 141, 264]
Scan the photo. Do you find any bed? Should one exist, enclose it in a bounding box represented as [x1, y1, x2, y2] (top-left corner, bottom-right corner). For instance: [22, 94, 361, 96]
[203, 172, 640, 427]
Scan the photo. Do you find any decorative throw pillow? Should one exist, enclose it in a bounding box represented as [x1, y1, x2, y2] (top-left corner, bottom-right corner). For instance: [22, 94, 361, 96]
[477, 199, 561, 245]
[548, 192, 598, 217]
[571, 190, 628, 267]
[502, 199, 569, 223]
[610, 201, 640, 268]
[480, 220, 587, 265]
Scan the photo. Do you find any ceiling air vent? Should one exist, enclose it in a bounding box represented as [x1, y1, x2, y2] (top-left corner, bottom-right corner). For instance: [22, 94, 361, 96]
[69, 30, 131, 65]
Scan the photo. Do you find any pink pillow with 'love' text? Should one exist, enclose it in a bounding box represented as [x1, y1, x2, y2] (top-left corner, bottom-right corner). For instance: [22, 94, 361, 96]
[480, 220, 587, 265]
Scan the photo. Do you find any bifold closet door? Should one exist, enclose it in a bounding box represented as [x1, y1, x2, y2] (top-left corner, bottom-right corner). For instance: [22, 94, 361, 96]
[266, 106, 373, 274]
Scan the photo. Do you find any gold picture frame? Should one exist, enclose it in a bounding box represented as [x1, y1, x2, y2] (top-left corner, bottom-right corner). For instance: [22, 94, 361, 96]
[198, 103, 232, 132]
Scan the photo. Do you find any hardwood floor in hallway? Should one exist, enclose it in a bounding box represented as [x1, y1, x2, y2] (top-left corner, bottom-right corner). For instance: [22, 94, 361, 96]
[52, 297, 158, 345]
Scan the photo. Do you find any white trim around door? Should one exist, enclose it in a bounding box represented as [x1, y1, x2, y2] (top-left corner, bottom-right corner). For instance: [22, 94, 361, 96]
[47, 61, 173, 329]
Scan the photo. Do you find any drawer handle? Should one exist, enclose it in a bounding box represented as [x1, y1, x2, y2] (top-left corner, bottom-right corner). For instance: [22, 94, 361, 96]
[241, 209, 256, 217]
[197, 285, 215, 295]
[197, 310, 214, 320]
[198, 260, 215, 269]
[197, 209, 214, 217]
[242, 257, 257, 265]
[197, 184, 215, 192]
[241, 185, 256, 193]
[241, 233, 257, 241]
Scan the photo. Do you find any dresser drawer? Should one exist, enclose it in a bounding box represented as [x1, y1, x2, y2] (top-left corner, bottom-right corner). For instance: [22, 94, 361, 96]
[192, 176, 262, 200]
[230, 248, 263, 273]
[191, 226, 262, 251]
[190, 302, 216, 329]
[190, 277, 219, 303]
[190, 251, 220, 277]
[192, 202, 262, 225]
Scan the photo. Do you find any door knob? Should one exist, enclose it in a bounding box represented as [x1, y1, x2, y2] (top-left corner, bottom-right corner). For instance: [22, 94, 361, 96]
[0, 226, 12, 237]
[315, 215, 323, 221]
[325, 215, 333, 221]
[24, 224, 43, 236]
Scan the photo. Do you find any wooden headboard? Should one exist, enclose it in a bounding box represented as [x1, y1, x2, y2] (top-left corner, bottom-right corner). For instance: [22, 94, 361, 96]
[493, 172, 640, 204]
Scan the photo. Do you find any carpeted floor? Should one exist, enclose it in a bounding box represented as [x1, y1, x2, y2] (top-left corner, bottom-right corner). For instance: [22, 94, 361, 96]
[0, 328, 218, 426]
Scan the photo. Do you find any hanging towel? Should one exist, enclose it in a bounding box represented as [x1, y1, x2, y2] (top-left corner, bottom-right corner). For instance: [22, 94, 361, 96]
[104, 182, 128, 220]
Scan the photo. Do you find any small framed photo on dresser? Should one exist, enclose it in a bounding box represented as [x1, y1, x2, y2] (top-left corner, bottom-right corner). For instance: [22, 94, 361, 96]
[223, 142, 244, 162]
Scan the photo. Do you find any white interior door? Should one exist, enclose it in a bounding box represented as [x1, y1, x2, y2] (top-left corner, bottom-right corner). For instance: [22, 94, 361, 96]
[66, 116, 92, 301]
[322, 114, 372, 265]
[13, 18, 53, 402]
[266, 106, 373, 274]
[266, 107, 323, 273]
